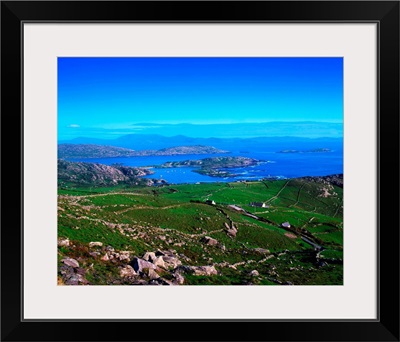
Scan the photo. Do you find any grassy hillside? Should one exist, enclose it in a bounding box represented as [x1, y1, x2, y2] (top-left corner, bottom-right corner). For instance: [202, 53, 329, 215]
[58, 176, 343, 286]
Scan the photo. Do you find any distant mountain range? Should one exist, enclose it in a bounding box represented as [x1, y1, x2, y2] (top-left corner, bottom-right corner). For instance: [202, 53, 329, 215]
[59, 134, 343, 153]
[58, 143, 228, 159]
[60, 121, 343, 141]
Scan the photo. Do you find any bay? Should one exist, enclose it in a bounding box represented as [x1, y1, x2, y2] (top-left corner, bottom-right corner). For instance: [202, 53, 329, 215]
[66, 141, 343, 184]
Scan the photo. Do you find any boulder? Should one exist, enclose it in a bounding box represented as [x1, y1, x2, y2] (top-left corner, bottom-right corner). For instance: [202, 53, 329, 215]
[153, 256, 166, 269]
[64, 276, 79, 285]
[131, 257, 156, 273]
[58, 238, 70, 247]
[120, 265, 137, 278]
[118, 251, 131, 261]
[64, 274, 88, 285]
[76, 267, 86, 276]
[59, 265, 74, 278]
[162, 255, 182, 269]
[227, 228, 237, 238]
[106, 246, 115, 252]
[249, 270, 259, 277]
[192, 266, 218, 276]
[101, 253, 110, 261]
[173, 272, 185, 285]
[141, 252, 166, 268]
[143, 252, 157, 262]
[89, 241, 103, 248]
[254, 248, 270, 254]
[148, 269, 160, 280]
[61, 257, 79, 268]
[155, 250, 166, 257]
[201, 236, 219, 246]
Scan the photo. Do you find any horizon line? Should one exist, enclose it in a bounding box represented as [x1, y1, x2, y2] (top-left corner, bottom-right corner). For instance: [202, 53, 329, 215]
[126, 120, 343, 125]
[59, 134, 344, 142]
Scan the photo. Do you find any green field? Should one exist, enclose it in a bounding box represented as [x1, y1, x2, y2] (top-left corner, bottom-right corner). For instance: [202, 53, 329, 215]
[58, 178, 343, 285]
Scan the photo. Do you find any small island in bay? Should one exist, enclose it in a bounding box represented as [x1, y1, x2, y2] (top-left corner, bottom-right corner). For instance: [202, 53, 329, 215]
[278, 148, 332, 154]
[155, 156, 260, 178]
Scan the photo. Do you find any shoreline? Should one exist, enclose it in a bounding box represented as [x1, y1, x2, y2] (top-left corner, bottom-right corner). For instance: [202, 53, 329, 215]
[143, 173, 343, 186]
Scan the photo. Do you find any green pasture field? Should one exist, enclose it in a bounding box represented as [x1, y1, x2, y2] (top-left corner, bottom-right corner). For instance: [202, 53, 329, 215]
[58, 178, 343, 285]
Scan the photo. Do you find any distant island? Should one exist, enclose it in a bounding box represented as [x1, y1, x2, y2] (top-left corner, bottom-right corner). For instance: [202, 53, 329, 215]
[156, 156, 260, 178]
[277, 148, 332, 154]
[58, 144, 229, 159]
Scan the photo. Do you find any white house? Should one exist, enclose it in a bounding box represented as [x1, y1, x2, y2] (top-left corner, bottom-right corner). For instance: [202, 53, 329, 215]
[250, 202, 268, 208]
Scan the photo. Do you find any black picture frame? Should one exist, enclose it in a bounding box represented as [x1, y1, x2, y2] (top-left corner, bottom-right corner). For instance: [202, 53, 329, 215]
[1, 1, 399, 341]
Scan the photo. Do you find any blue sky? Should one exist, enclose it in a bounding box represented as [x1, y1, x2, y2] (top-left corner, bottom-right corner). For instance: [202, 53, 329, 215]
[58, 57, 343, 140]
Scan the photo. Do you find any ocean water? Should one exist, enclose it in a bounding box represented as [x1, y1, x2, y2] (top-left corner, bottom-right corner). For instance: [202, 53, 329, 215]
[67, 141, 343, 184]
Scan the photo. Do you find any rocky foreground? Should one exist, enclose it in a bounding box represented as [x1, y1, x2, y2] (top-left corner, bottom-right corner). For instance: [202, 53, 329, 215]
[58, 239, 222, 285]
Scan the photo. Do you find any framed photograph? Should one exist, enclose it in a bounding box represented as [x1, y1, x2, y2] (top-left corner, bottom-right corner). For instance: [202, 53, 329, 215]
[1, 1, 399, 341]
